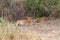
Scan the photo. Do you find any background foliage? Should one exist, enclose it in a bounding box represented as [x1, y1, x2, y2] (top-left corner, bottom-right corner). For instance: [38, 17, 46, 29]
[25, 0, 59, 18]
[0, 0, 60, 21]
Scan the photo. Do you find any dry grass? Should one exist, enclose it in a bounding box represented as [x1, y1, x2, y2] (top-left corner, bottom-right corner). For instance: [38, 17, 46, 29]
[0, 18, 39, 40]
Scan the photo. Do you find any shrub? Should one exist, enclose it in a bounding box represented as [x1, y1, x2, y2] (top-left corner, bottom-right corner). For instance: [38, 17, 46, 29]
[25, 0, 60, 19]
[25, 0, 46, 18]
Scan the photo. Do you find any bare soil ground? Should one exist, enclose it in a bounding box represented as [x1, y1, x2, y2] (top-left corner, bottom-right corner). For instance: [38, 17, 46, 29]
[18, 19, 60, 40]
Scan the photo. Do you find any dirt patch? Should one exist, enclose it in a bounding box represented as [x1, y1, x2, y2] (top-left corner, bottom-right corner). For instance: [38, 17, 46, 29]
[19, 19, 60, 40]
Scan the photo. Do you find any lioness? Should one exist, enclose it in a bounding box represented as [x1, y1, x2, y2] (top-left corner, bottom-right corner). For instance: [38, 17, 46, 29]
[35, 17, 48, 23]
[16, 16, 32, 26]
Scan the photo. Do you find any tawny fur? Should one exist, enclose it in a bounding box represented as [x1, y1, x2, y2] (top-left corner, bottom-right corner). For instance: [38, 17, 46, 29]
[16, 17, 32, 26]
[16, 17, 48, 26]
[26, 16, 32, 21]
[16, 20, 31, 26]
[35, 17, 48, 23]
